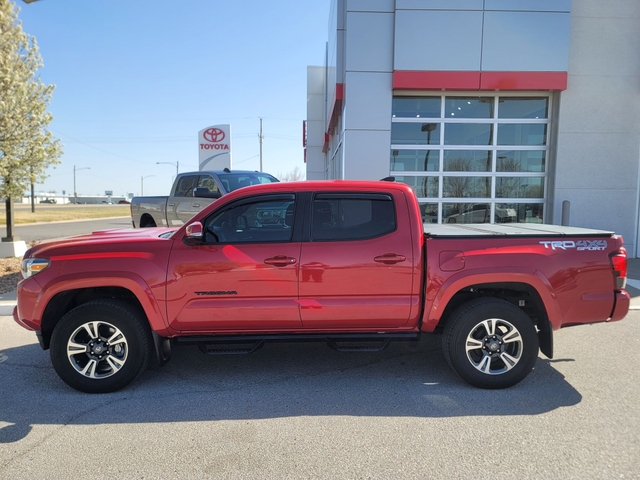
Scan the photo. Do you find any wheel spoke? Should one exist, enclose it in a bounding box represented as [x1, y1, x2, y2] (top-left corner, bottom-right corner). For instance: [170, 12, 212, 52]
[105, 355, 125, 372]
[478, 354, 492, 374]
[82, 322, 100, 340]
[482, 319, 497, 336]
[502, 329, 522, 345]
[500, 352, 519, 370]
[465, 338, 483, 353]
[67, 341, 88, 358]
[107, 331, 126, 346]
[80, 359, 99, 378]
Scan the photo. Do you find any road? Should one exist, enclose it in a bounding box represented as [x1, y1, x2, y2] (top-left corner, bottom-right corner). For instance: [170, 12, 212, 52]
[13, 217, 132, 243]
[0, 311, 638, 478]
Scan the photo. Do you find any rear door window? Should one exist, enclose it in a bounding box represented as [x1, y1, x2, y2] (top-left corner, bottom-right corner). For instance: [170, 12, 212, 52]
[311, 194, 396, 241]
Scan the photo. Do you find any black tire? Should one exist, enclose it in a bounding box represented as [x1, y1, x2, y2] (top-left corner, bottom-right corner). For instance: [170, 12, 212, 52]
[442, 298, 539, 389]
[50, 300, 152, 393]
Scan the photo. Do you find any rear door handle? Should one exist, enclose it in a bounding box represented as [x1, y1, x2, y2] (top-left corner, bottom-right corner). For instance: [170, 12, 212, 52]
[374, 254, 406, 265]
[264, 256, 297, 266]
[168, 203, 175, 207]
[192, 204, 200, 208]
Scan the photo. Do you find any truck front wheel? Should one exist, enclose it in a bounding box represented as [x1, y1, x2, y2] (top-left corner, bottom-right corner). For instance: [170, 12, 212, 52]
[442, 298, 539, 389]
[50, 300, 152, 393]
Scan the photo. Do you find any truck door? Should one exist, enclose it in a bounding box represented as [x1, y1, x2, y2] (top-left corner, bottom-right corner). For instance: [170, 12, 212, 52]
[166, 194, 303, 331]
[168, 174, 199, 226]
[299, 192, 415, 329]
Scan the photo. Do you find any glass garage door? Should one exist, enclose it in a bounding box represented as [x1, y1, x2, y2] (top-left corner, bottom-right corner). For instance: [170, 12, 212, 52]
[390, 95, 549, 224]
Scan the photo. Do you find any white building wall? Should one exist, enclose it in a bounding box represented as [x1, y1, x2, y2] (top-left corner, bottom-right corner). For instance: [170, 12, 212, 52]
[306, 66, 327, 180]
[554, 0, 640, 255]
[341, 3, 394, 180]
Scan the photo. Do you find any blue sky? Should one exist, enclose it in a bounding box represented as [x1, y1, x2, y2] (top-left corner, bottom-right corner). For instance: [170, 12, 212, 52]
[18, 0, 329, 197]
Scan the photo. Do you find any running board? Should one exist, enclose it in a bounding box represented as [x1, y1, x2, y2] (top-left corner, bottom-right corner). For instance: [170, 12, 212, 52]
[327, 338, 391, 352]
[198, 341, 264, 355]
[175, 332, 419, 355]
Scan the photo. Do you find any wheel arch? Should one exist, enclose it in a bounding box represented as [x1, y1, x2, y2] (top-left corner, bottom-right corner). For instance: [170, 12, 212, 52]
[36, 275, 168, 350]
[140, 213, 157, 228]
[424, 273, 557, 358]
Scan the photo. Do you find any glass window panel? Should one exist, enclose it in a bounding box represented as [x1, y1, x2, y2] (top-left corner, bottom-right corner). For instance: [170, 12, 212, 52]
[391, 149, 439, 172]
[443, 176, 491, 198]
[496, 203, 544, 224]
[311, 198, 396, 241]
[396, 176, 439, 198]
[391, 122, 440, 145]
[392, 97, 441, 118]
[419, 203, 438, 224]
[498, 97, 548, 119]
[497, 151, 545, 172]
[497, 124, 547, 145]
[445, 97, 494, 118]
[444, 150, 492, 172]
[496, 177, 544, 198]
[444, 124, 493, 145]
[443, 203, 491, 224]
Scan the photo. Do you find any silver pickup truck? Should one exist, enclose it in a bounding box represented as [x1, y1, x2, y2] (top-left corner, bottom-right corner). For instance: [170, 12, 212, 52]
[130, 169, 279, 227]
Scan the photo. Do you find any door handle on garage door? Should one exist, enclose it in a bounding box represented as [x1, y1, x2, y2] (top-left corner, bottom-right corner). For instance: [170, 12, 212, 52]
[374, 254, 406, 264]
[264, 256, 297, 266]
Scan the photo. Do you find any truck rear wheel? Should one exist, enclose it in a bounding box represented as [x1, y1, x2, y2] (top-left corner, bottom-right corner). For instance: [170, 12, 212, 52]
[50, 300, 151, 393]
[442, 298, 539, 389]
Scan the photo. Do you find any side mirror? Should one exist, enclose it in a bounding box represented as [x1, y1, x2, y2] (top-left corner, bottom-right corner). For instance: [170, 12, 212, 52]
[185, 222, 203, 239]
[193, 187, 222, 199]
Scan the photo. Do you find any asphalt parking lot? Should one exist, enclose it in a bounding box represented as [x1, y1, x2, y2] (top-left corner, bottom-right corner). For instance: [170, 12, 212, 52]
[1, 309, 638, 479]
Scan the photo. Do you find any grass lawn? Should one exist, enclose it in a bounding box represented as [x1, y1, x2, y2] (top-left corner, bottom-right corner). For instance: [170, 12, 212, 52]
[0, 205, 130, 225]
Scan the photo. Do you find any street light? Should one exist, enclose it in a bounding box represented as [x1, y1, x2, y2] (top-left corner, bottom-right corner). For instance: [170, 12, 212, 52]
[73, 165, 90, 204]
[141, 175, 155, 196]
[156, 161, 179, 177]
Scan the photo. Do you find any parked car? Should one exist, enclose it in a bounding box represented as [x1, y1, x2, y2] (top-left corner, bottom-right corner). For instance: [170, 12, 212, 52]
[118, 200, 130, 205]
[39, 198, 56, 204]
[14, 180, 629, 393]
[130, 168, 279, 228]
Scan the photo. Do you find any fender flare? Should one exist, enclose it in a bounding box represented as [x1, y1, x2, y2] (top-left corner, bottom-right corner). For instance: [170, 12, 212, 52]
[422, 267, 563, 332]
[34, 271, 170, 334]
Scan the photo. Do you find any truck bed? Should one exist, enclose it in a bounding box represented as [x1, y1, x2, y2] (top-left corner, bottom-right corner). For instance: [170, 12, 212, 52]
[424, 223, 614, 238]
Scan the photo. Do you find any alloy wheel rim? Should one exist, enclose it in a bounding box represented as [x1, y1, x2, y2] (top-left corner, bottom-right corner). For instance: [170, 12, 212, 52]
[465, 318, 523, 375]
[66, 321, 128, 379]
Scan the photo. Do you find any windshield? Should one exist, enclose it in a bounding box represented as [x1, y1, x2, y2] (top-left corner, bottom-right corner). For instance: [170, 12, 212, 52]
[217, 173, 279, 192]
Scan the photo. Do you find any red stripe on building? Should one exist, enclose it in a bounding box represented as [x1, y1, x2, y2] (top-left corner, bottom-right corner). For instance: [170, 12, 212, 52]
[327, 83, 344, 134]
[393, 71, 481, 90]
[480, 71, 567, 91]
[393, 71, 568, 91]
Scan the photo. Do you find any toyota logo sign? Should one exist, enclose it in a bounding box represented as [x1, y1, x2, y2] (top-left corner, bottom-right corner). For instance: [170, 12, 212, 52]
[203, 128, 225, 143]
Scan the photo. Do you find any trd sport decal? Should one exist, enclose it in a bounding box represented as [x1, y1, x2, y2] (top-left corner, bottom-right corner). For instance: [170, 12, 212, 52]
[539, 240, 608, 251]
[195, 291, 238, 296]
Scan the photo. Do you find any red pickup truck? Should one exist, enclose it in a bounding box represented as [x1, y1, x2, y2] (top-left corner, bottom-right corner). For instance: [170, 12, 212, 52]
[14, 181, 630, 393]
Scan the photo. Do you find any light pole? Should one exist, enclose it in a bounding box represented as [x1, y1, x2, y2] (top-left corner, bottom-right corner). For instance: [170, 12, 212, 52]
[156, 161, 179, 177]
[141, 175, 155, 196]
[73, 165, 90, 204]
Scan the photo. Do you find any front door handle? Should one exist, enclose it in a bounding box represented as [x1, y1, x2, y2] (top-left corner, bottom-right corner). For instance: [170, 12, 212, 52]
[168, 203, 175, 207]
[374, 254, 406, 265]
[264, 256, 297, 266]
[192, 204, 200, 208]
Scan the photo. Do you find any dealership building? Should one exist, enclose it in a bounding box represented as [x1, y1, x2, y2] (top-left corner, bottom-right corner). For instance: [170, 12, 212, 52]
[305, 0, 640, 256]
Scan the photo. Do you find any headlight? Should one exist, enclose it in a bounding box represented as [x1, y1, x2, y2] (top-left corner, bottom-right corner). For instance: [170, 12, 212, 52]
[21, 258, 50, 279]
